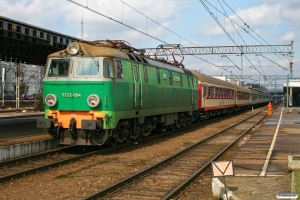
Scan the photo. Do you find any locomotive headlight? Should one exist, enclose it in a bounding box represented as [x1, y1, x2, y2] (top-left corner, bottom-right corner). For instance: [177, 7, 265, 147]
[67, 42, 80, 55]
[45, 94, 57, 107]
[87, 94, 100, 107]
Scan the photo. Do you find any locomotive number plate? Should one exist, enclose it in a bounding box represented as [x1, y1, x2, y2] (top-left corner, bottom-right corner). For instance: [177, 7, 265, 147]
[62, 93, 82, 98]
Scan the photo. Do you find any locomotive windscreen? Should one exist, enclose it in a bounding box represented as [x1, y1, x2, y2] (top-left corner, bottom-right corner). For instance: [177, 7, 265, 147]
[75, 58, 100, 77]
[47, 59, 70, 77]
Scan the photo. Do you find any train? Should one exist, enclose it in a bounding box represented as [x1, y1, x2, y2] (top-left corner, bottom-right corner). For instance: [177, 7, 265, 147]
[37, 40, 273, 146]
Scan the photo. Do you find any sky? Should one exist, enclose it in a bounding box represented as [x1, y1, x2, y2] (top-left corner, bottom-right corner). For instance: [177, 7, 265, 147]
[1, 0, 299, 86]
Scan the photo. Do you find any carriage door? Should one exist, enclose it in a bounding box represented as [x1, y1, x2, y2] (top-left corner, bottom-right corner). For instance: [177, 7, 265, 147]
[133, 64, 141, 109]
[191, 76, 196, 105]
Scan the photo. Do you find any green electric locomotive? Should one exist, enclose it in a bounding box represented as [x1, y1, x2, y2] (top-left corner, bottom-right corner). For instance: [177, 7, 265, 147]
[37, 40, 198, 146]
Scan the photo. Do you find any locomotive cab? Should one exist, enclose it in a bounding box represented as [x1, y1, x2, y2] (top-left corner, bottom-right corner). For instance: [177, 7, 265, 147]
[37, 41, 125, 146]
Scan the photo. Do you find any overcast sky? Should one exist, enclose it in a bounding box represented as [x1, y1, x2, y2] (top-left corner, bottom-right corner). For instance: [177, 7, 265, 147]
[1, 0, 299, 83]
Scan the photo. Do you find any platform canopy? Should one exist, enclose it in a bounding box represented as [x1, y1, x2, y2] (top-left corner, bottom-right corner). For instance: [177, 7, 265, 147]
[0, 15, 79, 65]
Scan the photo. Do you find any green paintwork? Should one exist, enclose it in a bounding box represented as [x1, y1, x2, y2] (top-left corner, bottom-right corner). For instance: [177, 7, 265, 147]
[43, 59, 198, 129]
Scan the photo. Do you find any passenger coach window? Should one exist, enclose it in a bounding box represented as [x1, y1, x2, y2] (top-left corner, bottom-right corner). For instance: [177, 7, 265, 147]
[221, 88, 224, 98]
[47, 59, 70, 77]
[104, 59, 114, 78]
[116, 60, 123, 79]
[76, 58, 99, 77]
[212, 86, 215, 98]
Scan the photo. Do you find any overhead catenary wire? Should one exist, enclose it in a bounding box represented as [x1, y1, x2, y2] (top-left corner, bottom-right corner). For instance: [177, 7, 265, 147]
[199, 0, 265, 75]
[256, 55, 266, 75]
[119, 0, 231, 72]
[220, 0, 289, 66]
[203, 0, 289, 67]
[119, 0, 201, 48]
[218, 0, 247, 46]
[67, 0, 225, 71]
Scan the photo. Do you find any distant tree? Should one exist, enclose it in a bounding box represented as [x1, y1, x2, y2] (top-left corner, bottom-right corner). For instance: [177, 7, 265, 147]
[20, 82, 29, 94]
[34, 91, 44, 111]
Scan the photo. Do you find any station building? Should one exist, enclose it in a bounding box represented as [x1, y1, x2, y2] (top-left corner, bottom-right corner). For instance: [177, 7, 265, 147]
[283, 78, 300, 107]
[0, 61, 43, 95]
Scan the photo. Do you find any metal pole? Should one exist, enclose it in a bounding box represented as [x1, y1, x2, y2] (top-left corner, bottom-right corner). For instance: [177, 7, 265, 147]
[17, 77, 20, 110]
[15, 62, 20, 111]
[264, 76, 266, 92]
[275, 79, 277, 103]
[240, 53, 243, 74]
[259, 74, 261, 91]
[286, 74, 289, 108]
[1, 66, 5, 109]
[290, 41, 293, 78]
[223, 177, 229, 200]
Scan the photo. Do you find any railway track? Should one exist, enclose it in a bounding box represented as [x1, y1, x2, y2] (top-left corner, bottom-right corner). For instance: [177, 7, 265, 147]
[0, 146, 101, 184]
[0, 107, 265, 187]
[83, 109, 268, 200]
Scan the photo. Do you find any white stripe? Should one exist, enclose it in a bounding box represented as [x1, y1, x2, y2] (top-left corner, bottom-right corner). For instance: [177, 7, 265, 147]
[259, 105, 283, 176]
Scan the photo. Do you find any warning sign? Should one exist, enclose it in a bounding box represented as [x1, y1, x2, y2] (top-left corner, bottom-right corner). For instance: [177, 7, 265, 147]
[211, 160, 234, 177]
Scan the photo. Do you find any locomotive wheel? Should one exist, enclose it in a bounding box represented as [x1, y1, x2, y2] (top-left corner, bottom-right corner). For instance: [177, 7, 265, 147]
[52, 126, 58, 138]
[124, 136, 131, 143]
[137, 134, 143, 140]
[57, 126, 64, 138]
[175, 121, 181, 129]
[167, 125, 175, 131]
[108, 138, 118, 147]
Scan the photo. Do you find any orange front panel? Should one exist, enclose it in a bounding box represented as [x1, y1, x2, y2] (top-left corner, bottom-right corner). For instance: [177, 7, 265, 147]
[48, 110, 104, 129]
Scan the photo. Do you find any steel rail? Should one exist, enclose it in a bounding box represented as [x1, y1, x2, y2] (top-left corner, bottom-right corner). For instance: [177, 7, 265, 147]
[163, 111, 268, 199]
[0, 113, 224, 184]
[0, 147, 111, 184]
[0, 107, 241, 171]
[0, 107, 265, 185]
[0, 146, 70, 168]
[83, 109, 266, 200]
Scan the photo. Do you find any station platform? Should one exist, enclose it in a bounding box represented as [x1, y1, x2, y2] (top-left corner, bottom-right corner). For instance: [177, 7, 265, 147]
[233, 103, 300, 176]
[0, 108, 54, 161]
[0, 107, 44, 119]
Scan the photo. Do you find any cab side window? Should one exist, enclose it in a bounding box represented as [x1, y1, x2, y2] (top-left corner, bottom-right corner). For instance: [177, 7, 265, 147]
[169, 71, 173, 85]
[103, 58, 114, 78]
[156, 68, 160, 84]
[133, 65, 139, 81]
[115, 60, 123, 79]
[143, 65, 148, 83]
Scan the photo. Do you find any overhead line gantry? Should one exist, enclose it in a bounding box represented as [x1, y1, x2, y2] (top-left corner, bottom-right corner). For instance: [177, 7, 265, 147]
[139, 42, 294, 76]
